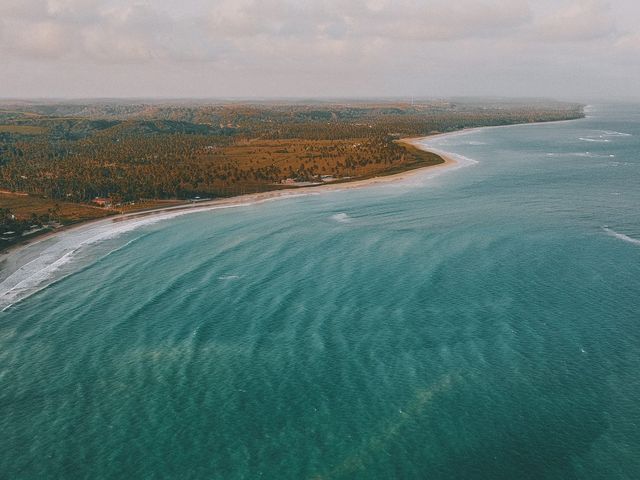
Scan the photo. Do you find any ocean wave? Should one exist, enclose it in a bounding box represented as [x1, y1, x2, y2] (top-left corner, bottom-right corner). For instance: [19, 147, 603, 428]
[603, 227, 640, 246]
[0, 194, 325, 311]
[598, 162, 635, 168]
[0, 250, 77, 312]
[547, 152, 613, 158]
[0, 215, 173, 311]
[577, 130, 631, 144]
[446, 152, 479, 167]
[331, 213, 352, 223]
[600, 130, 632, 137]
[415, 144, 479, 169]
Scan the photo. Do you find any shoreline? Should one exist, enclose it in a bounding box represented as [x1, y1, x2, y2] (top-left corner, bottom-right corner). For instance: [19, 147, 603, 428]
[0, 142, 456, 309]
[3, 113, 588, 263]
[0, 116, 583, 309]
[0, 140, 456, 261]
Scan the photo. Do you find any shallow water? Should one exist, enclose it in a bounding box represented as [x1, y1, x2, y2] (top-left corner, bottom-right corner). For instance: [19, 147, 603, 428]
[2, 104, 640, 479]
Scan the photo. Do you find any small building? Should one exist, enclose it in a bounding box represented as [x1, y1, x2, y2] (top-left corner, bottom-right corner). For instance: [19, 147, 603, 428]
[189, 196, 212, 203]
[93, 197, 112, 208]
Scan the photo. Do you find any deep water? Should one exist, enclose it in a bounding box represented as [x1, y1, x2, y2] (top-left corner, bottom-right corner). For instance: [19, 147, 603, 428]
[2, 104, 640, 479]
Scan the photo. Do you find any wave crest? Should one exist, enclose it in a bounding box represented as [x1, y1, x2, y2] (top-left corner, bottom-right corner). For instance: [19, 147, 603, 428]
[603, 227, 640, 246]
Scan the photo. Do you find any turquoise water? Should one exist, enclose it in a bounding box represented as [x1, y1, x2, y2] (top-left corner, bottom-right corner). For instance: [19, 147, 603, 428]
[2, 104, 640, 479]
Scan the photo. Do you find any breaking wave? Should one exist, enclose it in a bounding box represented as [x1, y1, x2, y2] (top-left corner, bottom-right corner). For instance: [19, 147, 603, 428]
[579, 137, 611, 143]
[0, 196, 313, 311]
[603, 227, 640, 246]
[331, 213, 352, 223]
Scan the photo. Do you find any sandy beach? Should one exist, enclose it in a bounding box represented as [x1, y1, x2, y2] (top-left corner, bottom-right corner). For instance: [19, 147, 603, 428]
[0, 137, 459, 309]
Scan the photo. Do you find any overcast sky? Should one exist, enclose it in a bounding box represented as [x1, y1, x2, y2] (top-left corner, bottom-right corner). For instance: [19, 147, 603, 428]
[1, 0, 639, 100]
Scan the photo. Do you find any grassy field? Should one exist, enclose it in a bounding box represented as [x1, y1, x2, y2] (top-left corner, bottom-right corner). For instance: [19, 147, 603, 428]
[0, 192, 114, 224]
[0, 125, 47, 135]
[204, 137, 443, 180]
[210, 138, 365, 175]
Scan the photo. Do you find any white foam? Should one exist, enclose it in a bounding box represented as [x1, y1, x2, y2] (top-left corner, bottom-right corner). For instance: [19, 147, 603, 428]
[331, 213, 352, 223]
[579, 137, 610, 143]
[0, 215, 175, 311]
[218, 275, 241, 280]
[1, 250, 77, 311]
[603, 227, 640, 246]
[601, 130, 632, 137]
[579, 152, 610, 158]
[429, 150, 479, 170]
[547, 152, 609, 158]
[412, 138, 480, 169]
[382, 142, 479, 190]
[578, 130, 631, 144]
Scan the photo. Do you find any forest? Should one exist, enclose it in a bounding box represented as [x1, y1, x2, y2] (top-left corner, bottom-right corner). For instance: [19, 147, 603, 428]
[0, 99, 583, 235]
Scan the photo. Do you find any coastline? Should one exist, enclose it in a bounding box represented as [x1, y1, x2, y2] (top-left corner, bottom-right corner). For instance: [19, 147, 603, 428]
[0, 137, 458, 309]
[3, 112, 589, 265]
[0, 140, 456, 260]
[0, 115, 581, 309]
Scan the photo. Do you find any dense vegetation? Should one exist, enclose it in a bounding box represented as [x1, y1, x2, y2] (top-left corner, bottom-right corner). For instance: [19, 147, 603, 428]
[0, 206, 44, 238]
[0, 99, 583, 222]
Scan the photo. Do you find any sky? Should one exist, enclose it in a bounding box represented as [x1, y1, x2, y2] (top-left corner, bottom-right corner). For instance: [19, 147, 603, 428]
[1, 0, 639, 100]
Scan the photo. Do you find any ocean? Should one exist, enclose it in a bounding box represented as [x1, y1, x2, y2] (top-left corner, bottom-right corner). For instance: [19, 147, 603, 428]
[1, 104, 639, 479]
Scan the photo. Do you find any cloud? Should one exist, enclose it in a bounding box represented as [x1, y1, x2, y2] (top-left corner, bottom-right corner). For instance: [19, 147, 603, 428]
[359, 1, 532, 41]
[208, 0, 532, 42]
[614, 32, 640, 52]
[534, 0, 616, 42]
[0, 0, 626, 65]
[0, 0, 223, 63]
[45, 0, 103, 20]
[0, 0, 639, 98]
[1, 20, 69, 58]
[201, 0, 535, 73]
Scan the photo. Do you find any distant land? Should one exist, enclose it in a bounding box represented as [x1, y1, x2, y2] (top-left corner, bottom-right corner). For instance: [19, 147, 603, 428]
[0, 99, 583, 249]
